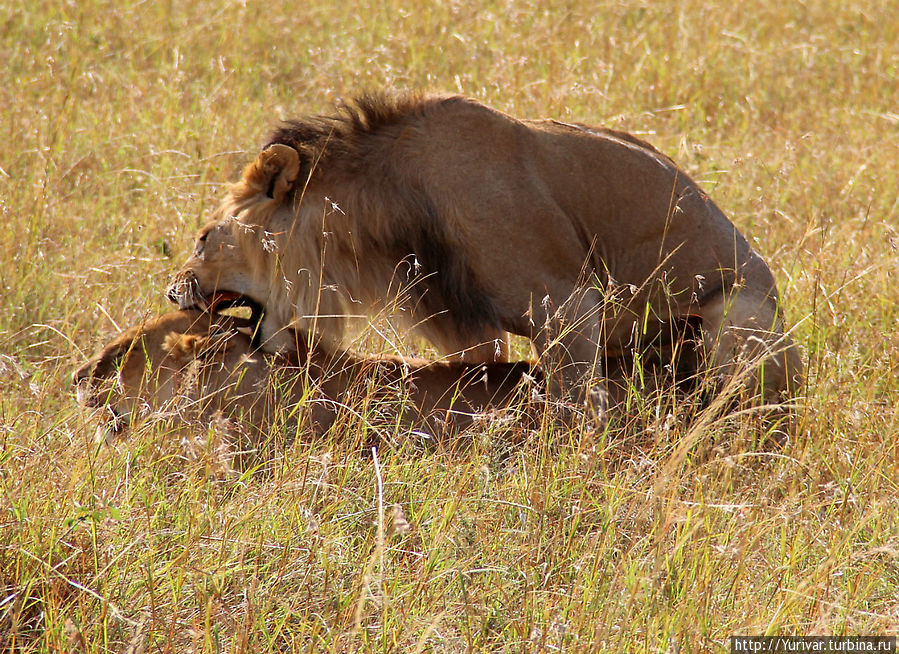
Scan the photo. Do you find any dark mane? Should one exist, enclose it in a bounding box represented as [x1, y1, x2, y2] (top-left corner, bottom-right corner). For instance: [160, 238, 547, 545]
[264, 91, 450, 168]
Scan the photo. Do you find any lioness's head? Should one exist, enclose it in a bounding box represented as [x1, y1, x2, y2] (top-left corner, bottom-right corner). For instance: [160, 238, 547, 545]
[73, 311, 258, 441]
[167, 144, 323, 352]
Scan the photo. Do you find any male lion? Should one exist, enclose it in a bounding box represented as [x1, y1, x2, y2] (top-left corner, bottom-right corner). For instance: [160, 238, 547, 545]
[73, 309, 538, 448]
[167, 93, 802, 425]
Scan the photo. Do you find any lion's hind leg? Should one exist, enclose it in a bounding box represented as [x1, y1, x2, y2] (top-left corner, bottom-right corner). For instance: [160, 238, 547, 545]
[697, 286, 803, 437]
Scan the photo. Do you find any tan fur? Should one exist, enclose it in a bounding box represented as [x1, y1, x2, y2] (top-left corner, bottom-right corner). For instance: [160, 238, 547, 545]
[73, 310, 538, 447]
[168, 93, 802, 424]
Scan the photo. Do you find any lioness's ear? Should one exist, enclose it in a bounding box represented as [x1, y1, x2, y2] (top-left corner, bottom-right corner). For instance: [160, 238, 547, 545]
[164, 333, 200, 362]
[164, 332, 235, 362]
[234, 144, 300, 203]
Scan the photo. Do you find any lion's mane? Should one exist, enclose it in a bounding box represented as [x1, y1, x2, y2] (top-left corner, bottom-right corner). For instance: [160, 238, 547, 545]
[222, 92, 504, 346]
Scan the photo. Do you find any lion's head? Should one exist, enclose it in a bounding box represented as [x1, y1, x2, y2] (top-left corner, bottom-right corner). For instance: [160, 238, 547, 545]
[166, 144, 320, 351]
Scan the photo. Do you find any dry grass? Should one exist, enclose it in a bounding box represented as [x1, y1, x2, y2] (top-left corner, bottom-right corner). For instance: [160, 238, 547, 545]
[2, 0, 898, 651]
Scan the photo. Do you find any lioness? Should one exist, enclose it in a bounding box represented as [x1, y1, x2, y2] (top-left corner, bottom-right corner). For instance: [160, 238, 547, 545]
[73, 310, 539, 447]
[167, 93, 802, 424]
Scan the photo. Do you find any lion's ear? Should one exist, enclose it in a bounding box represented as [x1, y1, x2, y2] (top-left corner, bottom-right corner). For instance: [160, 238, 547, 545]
[234, 144, 301, 203]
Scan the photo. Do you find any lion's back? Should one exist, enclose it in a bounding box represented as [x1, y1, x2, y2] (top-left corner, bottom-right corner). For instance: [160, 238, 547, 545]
[392, 97, 761, 307]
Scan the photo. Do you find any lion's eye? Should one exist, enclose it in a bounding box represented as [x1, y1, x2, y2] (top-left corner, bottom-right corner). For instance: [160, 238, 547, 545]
[194, 235, 207, 258]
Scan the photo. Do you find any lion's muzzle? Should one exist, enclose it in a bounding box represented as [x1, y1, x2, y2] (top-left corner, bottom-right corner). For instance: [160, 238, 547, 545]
[167, 271, 205, 310]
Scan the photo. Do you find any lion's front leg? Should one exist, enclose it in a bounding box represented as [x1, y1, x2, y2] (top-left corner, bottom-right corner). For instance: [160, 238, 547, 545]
[534, 287, 609, 429]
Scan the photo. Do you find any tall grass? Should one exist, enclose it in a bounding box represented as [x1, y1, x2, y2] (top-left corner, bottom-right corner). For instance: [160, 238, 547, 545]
[1, 0, 898, 651]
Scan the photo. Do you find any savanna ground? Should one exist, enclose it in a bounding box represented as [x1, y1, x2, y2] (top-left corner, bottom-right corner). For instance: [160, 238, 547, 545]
[2, 0, 898, 651]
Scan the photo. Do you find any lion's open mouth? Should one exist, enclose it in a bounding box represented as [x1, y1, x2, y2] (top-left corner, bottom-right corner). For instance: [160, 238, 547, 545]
[179, 289, 258, 317]
[207, 292, 264, 327]
[167, 274, 264, 326]
[204, 290, 246, 313]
